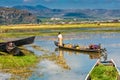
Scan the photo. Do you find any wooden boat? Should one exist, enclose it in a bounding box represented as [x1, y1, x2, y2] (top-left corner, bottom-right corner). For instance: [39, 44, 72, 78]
[0, 36, 35, 54]
[55, 48, 102, 59]
[0, 36, 35, 47]
[54, 41, 105, 53]
[85, 59, 120, 80]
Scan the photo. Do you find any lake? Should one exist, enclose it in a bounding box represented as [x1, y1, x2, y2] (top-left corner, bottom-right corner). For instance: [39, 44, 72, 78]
[26, 32, 120, 80]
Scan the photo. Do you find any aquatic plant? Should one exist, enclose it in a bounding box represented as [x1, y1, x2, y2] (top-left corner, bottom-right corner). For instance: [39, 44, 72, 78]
[90, 64, 118, 80]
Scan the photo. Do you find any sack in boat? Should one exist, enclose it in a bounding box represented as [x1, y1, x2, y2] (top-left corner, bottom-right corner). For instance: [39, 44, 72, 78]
[64, 44, 68, 47]
[76, 46, 80, 49]
[64, 44, 72, 48]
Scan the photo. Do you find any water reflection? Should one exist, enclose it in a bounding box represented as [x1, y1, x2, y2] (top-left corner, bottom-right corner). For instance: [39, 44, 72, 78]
[56, 48, 102, 60]
[57, 47, 108, 63]
[57, 49, 71, 70]
[55, 48, 108, 71]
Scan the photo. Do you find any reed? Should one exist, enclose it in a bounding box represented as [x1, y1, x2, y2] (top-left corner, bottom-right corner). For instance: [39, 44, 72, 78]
[0, 23, 120, 40]
[1, 23, 120, 31]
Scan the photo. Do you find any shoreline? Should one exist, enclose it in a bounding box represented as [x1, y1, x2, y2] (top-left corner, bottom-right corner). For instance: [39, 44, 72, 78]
[0, 22, 120, 42]
[1, 22, 120, 29]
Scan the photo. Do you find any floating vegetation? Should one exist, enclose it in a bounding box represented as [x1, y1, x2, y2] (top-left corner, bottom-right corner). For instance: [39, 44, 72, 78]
[31, 44, 49, 53]
[38, 53, 71, 70]
[90, 64, 118, 80]
[31, 44, 70, 70]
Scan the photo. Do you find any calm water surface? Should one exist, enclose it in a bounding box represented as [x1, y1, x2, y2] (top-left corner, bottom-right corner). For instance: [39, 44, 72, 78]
[26, 32, 120, 80]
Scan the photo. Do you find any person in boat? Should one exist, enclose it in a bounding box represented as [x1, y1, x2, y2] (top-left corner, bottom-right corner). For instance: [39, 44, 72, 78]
[58, 32, 63, 46]
[6, 42, 16, 53]
[6, 42, 24, 56]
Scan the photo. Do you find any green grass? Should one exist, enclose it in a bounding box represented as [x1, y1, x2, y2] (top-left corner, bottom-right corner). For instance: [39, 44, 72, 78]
[0, 55, 37, 69]
[0, 54, 38, 80]
[0, 47, 39, 78]
[90, 64, 118, 80]
[0, 53, 39, 80]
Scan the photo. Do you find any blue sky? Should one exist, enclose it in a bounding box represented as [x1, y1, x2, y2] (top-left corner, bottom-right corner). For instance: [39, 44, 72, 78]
[0, 0, 120, 9]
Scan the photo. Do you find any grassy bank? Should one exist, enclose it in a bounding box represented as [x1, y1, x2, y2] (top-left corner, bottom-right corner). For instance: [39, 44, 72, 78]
[0, 46, 39, 79]
[0, 47, 38, 69]
[0, 55, 37, 70]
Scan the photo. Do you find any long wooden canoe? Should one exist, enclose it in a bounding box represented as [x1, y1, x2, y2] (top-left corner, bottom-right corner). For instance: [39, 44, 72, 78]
[85, 59, 120, 80]
[0, 36, 35, 52]
[55, 48, 102, 59]
[54, 41, 105, 53]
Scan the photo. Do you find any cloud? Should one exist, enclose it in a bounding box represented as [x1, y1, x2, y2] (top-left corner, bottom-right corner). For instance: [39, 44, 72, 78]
[23, 0, 32, 2]
[37, 60, 62, 74]
[44, 0, 55, 2]
[23, 0, 54, 3]
[44, 0, 51, 2]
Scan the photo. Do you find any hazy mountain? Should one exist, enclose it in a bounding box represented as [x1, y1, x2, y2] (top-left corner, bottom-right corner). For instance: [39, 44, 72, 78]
[0, 7, 37, 24]
[13, 5, 52, 17]
[12, 5, 120, 20]
[13, 5, 50, 11]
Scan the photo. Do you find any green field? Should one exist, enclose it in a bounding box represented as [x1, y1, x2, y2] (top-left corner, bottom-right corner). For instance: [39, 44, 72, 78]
[0, 22, 120, 40]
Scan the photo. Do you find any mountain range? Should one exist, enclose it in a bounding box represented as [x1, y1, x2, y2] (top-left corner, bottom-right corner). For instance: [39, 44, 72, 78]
[13, 5, 120, 20]
[0, 5, 120, 24]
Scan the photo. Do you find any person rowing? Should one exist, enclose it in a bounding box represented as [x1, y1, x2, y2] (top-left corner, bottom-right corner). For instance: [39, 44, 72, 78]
[58, 32, 63, 46]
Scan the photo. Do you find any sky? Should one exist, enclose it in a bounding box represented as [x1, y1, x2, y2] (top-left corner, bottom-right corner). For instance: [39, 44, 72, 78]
[0, 0, 120, 9]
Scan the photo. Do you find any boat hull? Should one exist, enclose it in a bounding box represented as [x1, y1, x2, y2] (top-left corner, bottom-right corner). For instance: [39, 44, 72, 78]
[0, 36, 35, 53]
[54, 41, 104, 53]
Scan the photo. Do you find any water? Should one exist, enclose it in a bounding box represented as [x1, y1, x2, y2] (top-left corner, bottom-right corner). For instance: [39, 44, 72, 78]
[26, 32, 120, 80]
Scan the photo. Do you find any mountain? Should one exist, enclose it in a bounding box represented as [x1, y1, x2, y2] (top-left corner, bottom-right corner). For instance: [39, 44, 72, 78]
[13, 5, 52, 18]
[0, 7, 37, 24]
[13, 5, 91, 18]
[81, 9, 120, 19]
[13, 5, 50, 11]
[1, 5, 120, 25]
[13, 5, 120, 20]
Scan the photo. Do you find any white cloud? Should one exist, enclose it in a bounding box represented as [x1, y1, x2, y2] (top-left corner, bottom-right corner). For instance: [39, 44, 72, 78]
[23, 0, 54, 3]
[23, 0, 32, 2]
[44, 0, 55, 2]
[44, 0, 51, 1]
[37, 60, 62, 74]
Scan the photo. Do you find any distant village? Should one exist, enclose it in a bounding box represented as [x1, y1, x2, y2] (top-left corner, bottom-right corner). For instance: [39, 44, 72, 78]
[41, 17, 120, 24]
